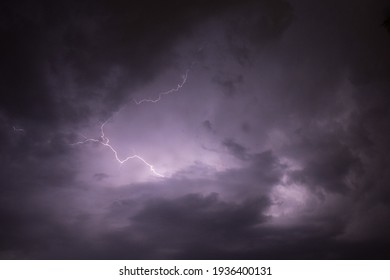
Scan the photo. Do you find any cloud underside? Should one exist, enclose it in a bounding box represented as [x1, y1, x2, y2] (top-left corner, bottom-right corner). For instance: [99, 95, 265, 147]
[1, 0, 390, 259]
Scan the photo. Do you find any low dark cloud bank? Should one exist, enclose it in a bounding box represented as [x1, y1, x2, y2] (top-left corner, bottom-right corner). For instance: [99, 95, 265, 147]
[1, 0, 390, 259]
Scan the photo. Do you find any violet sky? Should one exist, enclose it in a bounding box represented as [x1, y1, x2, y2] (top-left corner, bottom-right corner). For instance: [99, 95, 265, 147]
[1, 0, 390, 259]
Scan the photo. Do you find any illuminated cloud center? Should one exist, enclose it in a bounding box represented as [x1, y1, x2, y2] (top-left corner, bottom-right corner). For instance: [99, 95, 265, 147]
[72, 120, 164, 177]
[72, 69, 192, 178]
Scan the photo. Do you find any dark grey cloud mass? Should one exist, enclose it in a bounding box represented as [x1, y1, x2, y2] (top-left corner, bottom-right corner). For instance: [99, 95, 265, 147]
[1, 0, 390, 259]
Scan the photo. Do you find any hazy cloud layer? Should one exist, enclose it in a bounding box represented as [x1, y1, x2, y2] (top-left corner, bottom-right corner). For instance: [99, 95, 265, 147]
[1, 0, 390, 259]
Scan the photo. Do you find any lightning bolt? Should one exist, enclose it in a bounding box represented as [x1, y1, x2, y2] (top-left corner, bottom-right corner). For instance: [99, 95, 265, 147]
[72, 120, 165, 177]
[73, 66, 193, 178]
[134, 70, 189, 105]
[12, 126, 25, 133]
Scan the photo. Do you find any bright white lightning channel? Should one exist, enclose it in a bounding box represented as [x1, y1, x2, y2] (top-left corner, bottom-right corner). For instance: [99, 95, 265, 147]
[72, 120, 165, 177]
[134, 70, 189, 105]
[73, 69, 190, 177]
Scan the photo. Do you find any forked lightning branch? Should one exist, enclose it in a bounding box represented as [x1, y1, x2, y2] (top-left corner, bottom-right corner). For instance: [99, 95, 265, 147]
[72, 70, 190, 177]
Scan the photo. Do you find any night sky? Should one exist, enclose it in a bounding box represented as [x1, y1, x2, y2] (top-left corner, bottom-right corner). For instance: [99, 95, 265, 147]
[1, 0, 390, 259]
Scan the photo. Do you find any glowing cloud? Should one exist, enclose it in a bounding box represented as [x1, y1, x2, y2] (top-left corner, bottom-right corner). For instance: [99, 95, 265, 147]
[72, 120, 165, 177]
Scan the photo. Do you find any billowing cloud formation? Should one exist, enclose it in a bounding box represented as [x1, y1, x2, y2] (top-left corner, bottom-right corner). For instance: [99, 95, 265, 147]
[1, 0, 390, 259]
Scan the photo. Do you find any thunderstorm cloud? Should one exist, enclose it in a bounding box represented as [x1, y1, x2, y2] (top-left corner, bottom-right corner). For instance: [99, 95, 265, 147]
[0, 0, 390, 259]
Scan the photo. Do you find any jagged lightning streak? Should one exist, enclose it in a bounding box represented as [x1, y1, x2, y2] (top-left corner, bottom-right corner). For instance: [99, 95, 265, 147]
[134, 69, 189, 105]
[12, 126, 25, 133]
[72, 120, 165, 177]
[73, 67, 193, 177]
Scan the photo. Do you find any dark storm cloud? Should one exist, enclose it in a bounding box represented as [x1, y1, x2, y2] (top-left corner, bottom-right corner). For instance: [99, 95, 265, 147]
[0, 0, 292, 125]
[384, 17, 390, 33]
[1, 145, 390, 259]
[291, 146, 360, 194]
[89, 199, 389, 259]
[0, 0, 291, 193]
[202, 120, 214, 133]
[222, 138, 248, 160]
[1, 0, 390, 260]
[127, 193, 268, 258]
[213, 73, 244, 97]
[282, 125, 362, 194]
[222, 0, 293, 64]
[0, 141, 283, 259]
